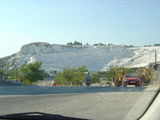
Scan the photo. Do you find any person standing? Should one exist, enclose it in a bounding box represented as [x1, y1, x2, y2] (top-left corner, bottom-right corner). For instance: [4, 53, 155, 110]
[85, 72, 91, 86]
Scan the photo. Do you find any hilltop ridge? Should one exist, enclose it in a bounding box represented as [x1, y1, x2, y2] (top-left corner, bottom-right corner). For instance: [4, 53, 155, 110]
[0, 42, 160, 75]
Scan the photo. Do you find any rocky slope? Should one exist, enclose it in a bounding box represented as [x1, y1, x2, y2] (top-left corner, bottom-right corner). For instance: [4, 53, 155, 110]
[0, 42, 160, 75]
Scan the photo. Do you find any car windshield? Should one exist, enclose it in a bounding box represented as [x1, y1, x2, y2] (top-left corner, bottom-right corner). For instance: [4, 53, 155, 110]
[125, 74, 138, 78]
[0, 0, 160, 120]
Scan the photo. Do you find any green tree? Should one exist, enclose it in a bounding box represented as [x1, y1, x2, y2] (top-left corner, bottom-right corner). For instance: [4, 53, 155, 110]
[19, 62, 46, 85]
[78, 66, 88, 72]
[105, 66, 133, 81]
[91, 72, 100, 83]
[67, 41, 82, 45]
[0, 68, 8, 80]
[0, 69, 3, 79]
[54, 66, 87, 86]
[106, 67, 116, 81]
[5, 70, 18, 80]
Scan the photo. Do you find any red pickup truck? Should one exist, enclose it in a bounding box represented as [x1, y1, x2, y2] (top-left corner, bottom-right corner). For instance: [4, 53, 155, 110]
[122, 74, 141, 87]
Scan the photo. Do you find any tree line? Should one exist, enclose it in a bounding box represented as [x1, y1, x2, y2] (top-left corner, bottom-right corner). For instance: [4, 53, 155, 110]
[2, 61, 150, 86]
[54, 66, 100, 86]
[1, 62, 48, 85]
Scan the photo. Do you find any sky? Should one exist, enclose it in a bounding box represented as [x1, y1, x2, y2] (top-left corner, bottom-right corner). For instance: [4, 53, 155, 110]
[0, 0, 160, 58]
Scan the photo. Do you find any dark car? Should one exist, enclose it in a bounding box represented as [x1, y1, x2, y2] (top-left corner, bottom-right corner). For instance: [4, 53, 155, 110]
[122, 74, 141, 87]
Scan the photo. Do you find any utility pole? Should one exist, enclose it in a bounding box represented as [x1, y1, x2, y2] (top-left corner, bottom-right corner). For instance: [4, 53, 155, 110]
[155, 50, 157, 64]
[153, 50, 158, 86]
[154, 50, 158, 71]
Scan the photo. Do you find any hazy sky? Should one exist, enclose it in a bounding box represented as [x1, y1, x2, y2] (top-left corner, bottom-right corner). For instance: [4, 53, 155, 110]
[0, 0, 160, 57]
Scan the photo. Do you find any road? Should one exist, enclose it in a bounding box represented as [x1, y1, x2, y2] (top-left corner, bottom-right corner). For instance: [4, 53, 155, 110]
[0, 86, 157, 120]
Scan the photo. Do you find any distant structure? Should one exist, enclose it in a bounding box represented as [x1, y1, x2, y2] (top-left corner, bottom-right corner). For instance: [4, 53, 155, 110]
[149, 61, 160, 71]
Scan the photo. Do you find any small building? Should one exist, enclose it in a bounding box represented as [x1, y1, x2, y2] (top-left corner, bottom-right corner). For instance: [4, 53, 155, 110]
[45, 68, 61, 77]
[149, 61, 160, 71]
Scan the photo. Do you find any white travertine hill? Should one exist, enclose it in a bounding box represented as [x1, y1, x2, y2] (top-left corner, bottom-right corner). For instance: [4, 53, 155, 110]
[1, 42, 160, 74]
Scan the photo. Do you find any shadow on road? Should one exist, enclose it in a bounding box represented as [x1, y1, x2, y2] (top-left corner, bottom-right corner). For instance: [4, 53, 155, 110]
[0, 85, 154, 96]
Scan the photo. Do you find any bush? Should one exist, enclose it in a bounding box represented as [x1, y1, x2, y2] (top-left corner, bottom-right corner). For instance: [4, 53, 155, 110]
[105, 66, 133, 81]
[54, 66, 87, 86]
[78, 66, 88, 72]
[5, 70, 18, 80]
[106, 67, 116, 81]
[91, 72, 100, 83]
[19, 62, 46, 85]
[0, 69, 9, 80]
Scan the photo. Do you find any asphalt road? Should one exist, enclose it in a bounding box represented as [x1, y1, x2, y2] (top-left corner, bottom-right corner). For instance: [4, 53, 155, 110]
[0, 86, 157, 120]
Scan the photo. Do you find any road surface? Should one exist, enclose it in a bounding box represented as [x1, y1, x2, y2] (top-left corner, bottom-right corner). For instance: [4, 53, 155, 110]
[0, 86, 157, 120]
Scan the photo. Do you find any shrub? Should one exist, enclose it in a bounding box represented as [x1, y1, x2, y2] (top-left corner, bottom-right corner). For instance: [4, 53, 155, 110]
[19, 62, 46, 85]
[54, 66, 87, 86]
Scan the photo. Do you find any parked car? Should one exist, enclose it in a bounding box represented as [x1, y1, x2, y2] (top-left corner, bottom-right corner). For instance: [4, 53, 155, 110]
[122, 74, 141, 87]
